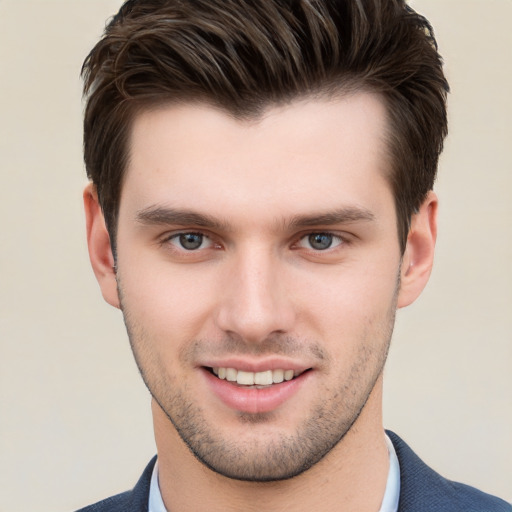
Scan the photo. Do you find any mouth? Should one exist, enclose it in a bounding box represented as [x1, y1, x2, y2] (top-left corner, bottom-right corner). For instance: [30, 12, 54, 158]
[202, 364, 313, 413]
[205, 367, 310, 388]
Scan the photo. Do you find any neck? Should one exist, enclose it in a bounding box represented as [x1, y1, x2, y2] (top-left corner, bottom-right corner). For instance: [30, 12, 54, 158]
[153, 378, 389, 512]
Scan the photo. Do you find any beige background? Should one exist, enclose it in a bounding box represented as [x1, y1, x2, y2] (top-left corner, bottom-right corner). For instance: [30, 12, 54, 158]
[0, 1, 510, 511]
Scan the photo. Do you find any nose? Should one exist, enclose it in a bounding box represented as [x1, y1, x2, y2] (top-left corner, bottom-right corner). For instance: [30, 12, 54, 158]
[215, 246, 295, 344]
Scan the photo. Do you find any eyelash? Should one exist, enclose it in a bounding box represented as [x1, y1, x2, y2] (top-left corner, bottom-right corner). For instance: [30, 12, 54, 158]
[164, 232, 216, 251]
[295, 232, 346, 251]
[160, 230, 349, 253]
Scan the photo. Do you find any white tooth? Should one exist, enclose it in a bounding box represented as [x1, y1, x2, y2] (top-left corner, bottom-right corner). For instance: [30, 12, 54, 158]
[226, 368, 237, 382]
[212, 367, 219, 376]
[218, 367, 226, 379]
[254, 370, 273, 385]
[284, 369, 294, 381]
[237, 371, 255, 385]
[272, 369, 284, 383]
[294, 369, 302, 377]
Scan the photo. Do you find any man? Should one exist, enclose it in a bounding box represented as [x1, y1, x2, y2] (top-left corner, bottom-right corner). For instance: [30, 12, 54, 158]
[77, 0, 510, 511]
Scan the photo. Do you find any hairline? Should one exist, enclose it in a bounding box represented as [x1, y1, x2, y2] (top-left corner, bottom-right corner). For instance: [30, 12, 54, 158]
[102, 85, 408, 259]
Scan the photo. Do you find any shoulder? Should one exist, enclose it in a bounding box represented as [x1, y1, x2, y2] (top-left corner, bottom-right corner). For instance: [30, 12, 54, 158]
[74, 456, 157, 512]
[386, 431, 511, 512]
[74, 491, 132, 512]
[445, 481, 512, 512]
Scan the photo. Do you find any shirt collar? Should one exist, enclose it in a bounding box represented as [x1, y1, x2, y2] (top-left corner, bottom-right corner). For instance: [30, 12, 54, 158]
[148, 459, 167, 512]
[379, 434, 401, 512]
[149, 434, 401, 512]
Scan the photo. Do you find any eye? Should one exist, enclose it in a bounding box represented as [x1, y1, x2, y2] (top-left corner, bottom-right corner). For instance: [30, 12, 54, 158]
[297, 232, 344, 251]
[168, 232, 211, 251]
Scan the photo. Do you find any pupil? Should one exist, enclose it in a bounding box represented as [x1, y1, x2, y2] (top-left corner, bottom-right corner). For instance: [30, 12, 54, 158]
[309, 233, 332, 250]
[180, 233, 203, 250]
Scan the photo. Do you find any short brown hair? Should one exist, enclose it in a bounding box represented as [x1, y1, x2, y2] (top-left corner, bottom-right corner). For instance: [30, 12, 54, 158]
[82, 0, 448, 253]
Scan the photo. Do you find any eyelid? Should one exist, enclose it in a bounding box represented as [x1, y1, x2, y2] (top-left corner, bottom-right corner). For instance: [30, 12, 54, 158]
[294, 231, 348, 250]
[157, 229, 352, 253]
[160, 230, 217, 250]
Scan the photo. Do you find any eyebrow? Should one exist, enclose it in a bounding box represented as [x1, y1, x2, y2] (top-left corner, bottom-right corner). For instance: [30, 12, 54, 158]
[135, 206, 231, 231]
[135, 205, 375, 232]
[286, 207, 375, 229]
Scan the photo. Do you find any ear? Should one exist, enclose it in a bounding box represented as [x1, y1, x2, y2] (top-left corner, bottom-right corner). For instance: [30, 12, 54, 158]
[397, 191, 438, 309]
[83, 183, 120, 309]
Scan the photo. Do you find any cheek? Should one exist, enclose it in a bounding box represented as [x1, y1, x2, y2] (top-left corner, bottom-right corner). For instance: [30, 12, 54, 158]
[117, 258, 220, 344]
[294, 260, 399, 330]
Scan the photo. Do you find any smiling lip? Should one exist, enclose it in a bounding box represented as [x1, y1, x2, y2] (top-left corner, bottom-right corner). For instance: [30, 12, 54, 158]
[200, 361, 312, 414]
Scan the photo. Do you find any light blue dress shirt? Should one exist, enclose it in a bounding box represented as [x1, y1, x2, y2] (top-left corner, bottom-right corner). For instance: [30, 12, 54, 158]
[149, 434, 400, 512]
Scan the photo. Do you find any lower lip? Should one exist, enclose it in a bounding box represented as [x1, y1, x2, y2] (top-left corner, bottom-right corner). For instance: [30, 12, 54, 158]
[202, 369, 310, 414]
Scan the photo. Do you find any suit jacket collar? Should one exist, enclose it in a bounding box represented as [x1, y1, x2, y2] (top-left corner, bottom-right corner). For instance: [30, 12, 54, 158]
[130, 455, 156, 512]
[110, 432, 509, 512]
[387, 430, 510, 512]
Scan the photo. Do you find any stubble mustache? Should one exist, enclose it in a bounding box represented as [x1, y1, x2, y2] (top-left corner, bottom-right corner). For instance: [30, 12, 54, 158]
[180, 332, 330, 366]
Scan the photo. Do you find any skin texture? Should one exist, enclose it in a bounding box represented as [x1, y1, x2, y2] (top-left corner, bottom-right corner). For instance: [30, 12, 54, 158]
[85, 94, 437, 511]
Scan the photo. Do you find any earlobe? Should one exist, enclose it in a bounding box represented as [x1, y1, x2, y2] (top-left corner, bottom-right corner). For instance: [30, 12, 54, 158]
[397, 191, 438, 309]
[83, 183, 120, 309]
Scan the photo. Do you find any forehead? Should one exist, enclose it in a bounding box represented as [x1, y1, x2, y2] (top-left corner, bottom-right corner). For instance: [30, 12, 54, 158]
[122, 94, 392, 222]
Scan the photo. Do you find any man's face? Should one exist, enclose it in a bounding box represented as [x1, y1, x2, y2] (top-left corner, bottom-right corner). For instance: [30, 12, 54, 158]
[114, 95, 403, 481]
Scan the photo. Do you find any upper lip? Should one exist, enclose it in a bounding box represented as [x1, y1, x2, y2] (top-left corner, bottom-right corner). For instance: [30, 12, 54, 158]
[200, 357, 312, 373]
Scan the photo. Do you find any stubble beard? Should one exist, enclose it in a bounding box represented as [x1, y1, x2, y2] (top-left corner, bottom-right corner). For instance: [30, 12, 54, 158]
[118, 281, 397, 482]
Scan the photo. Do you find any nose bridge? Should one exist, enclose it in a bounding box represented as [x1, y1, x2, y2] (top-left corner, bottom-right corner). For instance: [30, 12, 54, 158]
[216, 242, 294, 342]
